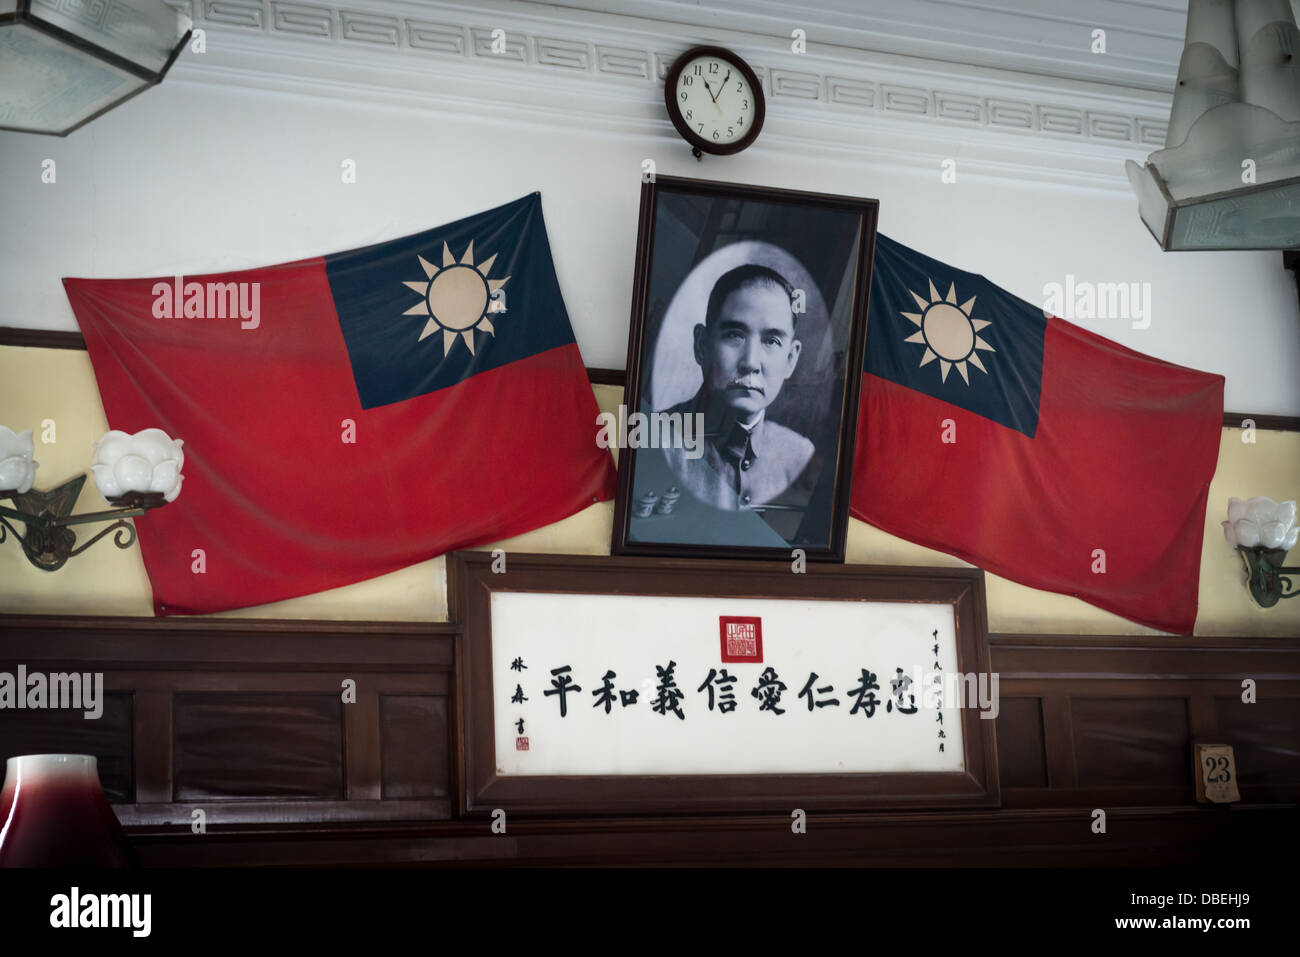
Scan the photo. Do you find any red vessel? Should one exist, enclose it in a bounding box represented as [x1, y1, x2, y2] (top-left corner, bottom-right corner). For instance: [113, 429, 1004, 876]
[0, 754, 136, 867]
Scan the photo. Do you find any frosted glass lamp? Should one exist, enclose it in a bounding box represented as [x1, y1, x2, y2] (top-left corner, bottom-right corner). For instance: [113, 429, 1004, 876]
[0, 0, 191, 136]
[1223, 496, 1300, 606]
[1127, 0, 1300, 249]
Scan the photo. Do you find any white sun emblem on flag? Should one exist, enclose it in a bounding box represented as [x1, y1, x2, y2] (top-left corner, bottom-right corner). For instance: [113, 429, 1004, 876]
[402, 241, 510, 356]
[901, 279, 996, 384]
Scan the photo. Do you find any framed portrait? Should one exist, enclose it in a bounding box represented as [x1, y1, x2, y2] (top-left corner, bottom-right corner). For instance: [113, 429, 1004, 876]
[611, 175, 879, 561]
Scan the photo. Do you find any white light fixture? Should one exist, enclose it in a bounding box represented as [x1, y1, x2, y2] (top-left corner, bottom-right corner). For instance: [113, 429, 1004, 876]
[1127, 0, 1300, 250]
[1222, 495, 1299, 605]
[0, 425, 183, 571]
[90, 428, 184, 504]
[0, 426, 38, 494]
[0, 0, 191, 136]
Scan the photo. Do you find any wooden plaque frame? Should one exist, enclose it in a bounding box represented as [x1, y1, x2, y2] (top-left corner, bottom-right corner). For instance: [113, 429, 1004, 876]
[450, 550, 999, 816]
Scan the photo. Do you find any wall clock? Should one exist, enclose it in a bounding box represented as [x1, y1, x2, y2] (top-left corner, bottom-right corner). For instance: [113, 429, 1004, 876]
[664, 45, 765, 157]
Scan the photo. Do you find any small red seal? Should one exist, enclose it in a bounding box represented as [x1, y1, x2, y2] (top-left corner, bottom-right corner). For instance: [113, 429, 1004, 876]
[515, 736, 529, 751]
[719, 616, 763, 662]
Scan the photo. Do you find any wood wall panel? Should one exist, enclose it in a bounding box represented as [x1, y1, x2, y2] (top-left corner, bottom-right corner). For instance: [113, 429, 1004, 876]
[0, 616, 453, 827]
[0, 609, 1296, 865]
[993, 697, 1046, 788]
[1214, 696, 1300, 786]
[380, 694, 450, 801]
[0, 693, 134, 802]
[173, 693, 345, 801]
[1071, 697, 1190, 788]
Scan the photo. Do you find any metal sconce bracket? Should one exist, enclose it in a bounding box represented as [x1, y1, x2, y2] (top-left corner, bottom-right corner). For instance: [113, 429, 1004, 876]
[0, 475, 161, 572]
[1237, 546, 1300, 608]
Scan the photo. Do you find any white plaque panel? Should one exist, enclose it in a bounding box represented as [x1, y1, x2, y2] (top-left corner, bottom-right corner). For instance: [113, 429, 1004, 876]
[491, 591, 964, 776]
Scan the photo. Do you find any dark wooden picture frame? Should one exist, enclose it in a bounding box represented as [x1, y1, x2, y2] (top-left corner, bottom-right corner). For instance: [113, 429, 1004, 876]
[611, 175, 878, 562]
[450, 550, 999, 816]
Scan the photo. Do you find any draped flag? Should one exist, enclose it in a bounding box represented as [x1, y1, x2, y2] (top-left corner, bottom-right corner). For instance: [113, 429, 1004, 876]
[852, 234, 1224, 634]
[66, 194, 615, 615]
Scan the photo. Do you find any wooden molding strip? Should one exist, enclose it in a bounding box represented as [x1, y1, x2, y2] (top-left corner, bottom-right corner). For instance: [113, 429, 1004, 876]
[1, 326, 85, 350]
[3, 326, 1298, 431]
[1220, 411, 1300, 432]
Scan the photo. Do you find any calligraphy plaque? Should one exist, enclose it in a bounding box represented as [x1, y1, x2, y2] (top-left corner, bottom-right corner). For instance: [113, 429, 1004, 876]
[451, 552, 999, 815]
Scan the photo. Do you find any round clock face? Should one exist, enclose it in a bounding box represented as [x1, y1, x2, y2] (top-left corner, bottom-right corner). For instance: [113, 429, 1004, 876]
[665, 47, 764, 154]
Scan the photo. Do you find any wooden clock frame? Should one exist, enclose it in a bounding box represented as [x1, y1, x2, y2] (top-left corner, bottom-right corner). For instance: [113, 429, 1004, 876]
[664, 44, 766, 156]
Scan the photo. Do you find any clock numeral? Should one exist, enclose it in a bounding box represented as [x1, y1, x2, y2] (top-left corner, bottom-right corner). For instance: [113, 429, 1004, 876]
[697, 123, 703, 133]
[709, 62, 719, 74]
[736, 82, 742, 91]
[680, 91, 688, 101]
[727, 126, 734, 136]
[685, 109, 693, 120]
[712, 130, 720, 140]
[682, 75, 693, 86]
[742, 99, 748, 110]
[692, 65, 702, 75]
[737, 116, 744, 126]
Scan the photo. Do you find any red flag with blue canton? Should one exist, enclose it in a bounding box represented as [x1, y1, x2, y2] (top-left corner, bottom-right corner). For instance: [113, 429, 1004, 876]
[65, 194, 615, 615]
[852, 234, 1223, 634]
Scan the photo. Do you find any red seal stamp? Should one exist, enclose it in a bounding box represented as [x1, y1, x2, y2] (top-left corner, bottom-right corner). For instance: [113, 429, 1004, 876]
[719, 616, 763, 662]
[515, 736, 529, 751]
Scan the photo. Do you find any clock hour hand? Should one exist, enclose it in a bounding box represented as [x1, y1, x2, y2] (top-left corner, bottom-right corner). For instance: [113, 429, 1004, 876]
[701, 77, 724, 115]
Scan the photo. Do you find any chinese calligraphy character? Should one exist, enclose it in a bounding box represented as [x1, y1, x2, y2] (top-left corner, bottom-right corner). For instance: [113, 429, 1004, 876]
[698, 668, 738, 713]
[798, 672, 840, 711]
[510, 657, 527, 672]
[511, 683, 528, 704]
[592, 670, 636, 712]
[515, 717, 525, 734]
[543, 665, 581, 717]
[887, 667, 917, 714]
[592, 670, 619, 714]
[651, 660, 686, 720]
[847, 669, 881, 717]
[751, 667, 788, 715]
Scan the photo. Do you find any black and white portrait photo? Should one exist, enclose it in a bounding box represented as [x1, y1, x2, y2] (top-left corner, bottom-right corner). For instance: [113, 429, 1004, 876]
[613, 176, 877, 560]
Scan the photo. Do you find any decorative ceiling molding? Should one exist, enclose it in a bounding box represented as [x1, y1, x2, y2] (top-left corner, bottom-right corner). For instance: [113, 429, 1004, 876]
[528, 0, 1196, 95]
[156, 0, 1175, 188]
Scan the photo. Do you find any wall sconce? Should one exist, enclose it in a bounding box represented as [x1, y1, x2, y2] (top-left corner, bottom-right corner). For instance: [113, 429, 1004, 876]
[1127, 0, 1300, 250]
[0, 0, 192, 136]
[0, 426, 183, 571]
[1222, 496, 1299, 607]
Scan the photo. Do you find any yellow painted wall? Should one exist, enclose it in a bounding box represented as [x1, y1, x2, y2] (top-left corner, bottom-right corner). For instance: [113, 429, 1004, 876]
[1, 344, 1297, 635]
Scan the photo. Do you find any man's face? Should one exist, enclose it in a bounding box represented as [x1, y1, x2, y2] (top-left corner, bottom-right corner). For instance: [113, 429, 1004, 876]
[694, 281, 802, 418]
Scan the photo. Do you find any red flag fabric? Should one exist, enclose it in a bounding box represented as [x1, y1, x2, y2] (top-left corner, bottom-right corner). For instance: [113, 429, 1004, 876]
[65, 195, 614, 615]
[852, 234, 1223, 634]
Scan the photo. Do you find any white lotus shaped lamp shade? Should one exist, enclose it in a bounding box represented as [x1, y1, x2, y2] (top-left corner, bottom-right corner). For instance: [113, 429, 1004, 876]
[1223, 497, 1298, 553]
[90, 428, 184, 503]
[0, 427, 39, 494]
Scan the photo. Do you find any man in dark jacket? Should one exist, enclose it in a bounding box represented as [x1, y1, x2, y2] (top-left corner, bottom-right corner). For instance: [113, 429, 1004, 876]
[660, 263, 818, 511]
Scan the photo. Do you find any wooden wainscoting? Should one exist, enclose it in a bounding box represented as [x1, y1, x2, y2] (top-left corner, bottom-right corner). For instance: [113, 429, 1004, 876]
[0, 617, 454, 827]
[0, 614, 1296, 866]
